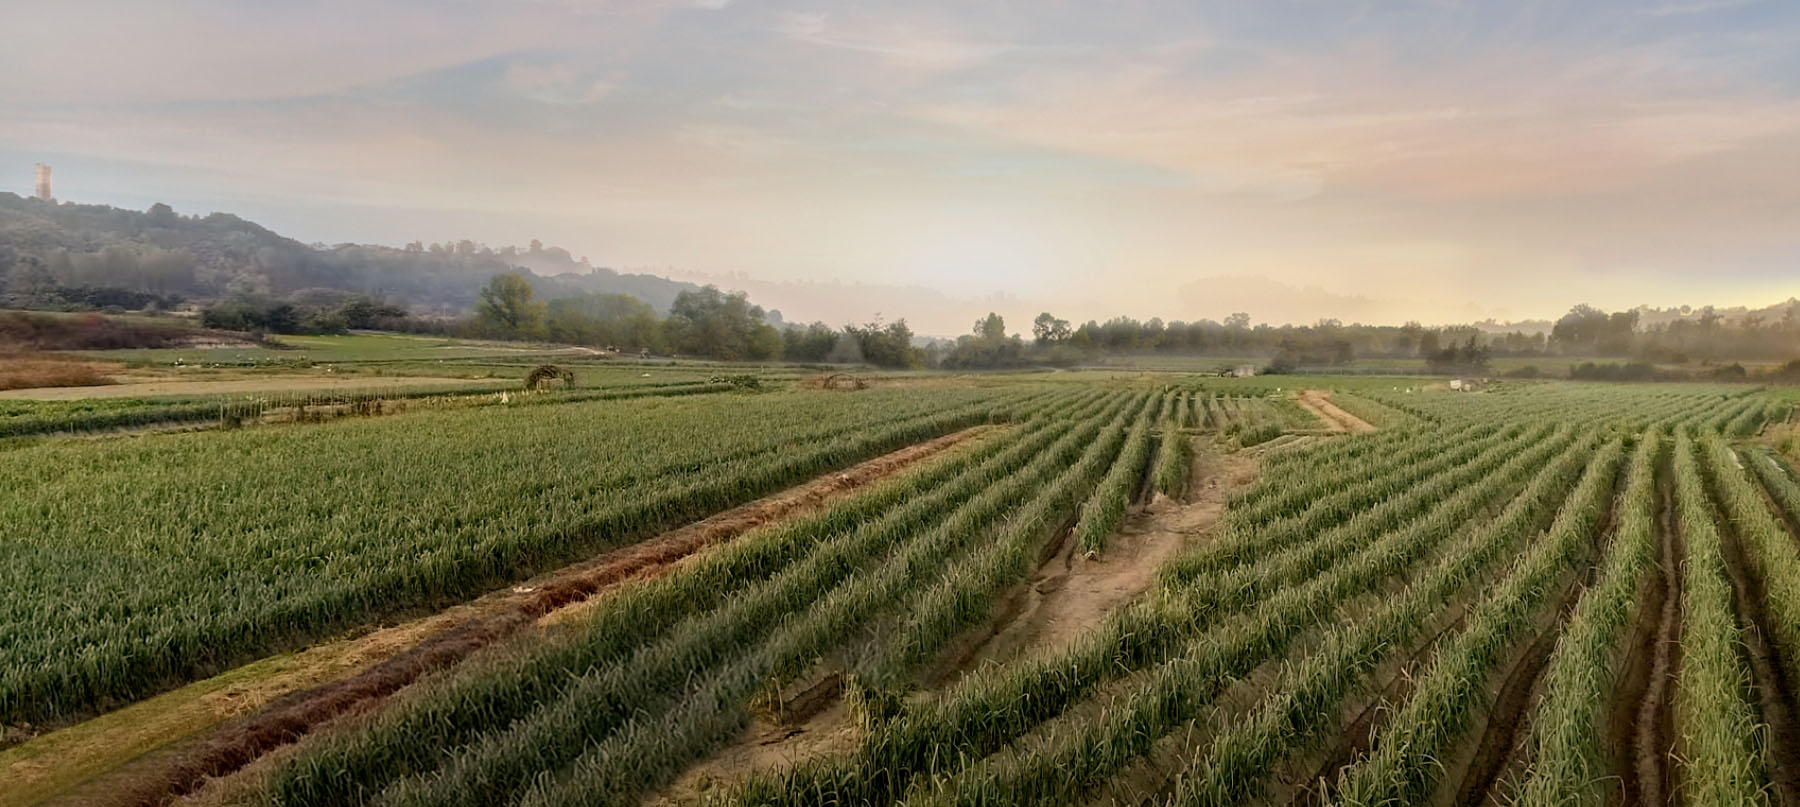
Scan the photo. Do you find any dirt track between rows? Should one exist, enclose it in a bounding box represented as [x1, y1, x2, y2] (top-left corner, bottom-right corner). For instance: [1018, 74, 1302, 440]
[1295, 390, 1377, 433]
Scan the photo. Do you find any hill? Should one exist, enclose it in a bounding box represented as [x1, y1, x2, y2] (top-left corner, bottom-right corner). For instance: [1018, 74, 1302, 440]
[0, 193, 723, 315]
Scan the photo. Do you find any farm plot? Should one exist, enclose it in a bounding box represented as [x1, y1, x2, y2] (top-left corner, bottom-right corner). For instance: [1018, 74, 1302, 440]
[9, 378, 1800, 807]
[0, 384, 1050, 727]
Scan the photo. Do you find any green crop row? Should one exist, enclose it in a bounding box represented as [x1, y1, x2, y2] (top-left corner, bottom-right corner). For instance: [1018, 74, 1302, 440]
[0, 386, 1029, 724]
[1699, 436, 1800, 715]
[729, 423, 1581, 806]
[1070, 392, 1160, 554]
[1669, 430, 1768, 807]
[1514, 431, 1661, 807]
[1324, 439, 1624, 806]
[916, 432, 1607, 807]
[262, 389, 1134, 805]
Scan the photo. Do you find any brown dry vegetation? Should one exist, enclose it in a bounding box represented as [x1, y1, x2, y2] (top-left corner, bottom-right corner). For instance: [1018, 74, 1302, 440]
[0, 311, 233, 352]
[0, 353, 118, 391]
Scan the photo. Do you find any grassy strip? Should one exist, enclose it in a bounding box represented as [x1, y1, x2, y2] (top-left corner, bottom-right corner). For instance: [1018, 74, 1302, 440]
[263, 393, 1126, 805]
[1070, 392, 1159, 554]
[1161, 422, 1533, 586]
[505, 393, 1146, 807]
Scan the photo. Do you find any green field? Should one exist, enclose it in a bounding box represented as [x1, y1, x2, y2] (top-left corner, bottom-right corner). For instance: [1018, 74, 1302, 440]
[5, 374, 1800, 807]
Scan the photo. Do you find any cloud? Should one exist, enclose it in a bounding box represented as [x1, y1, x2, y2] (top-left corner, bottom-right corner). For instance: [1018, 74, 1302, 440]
[1642, 0, 1759, 16]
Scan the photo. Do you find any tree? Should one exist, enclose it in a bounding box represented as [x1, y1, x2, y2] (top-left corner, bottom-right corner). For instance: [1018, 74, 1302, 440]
[975, 312, 1006, 341]
[843, 318, 923, 368]
[666, 285, 781, 360]
[146, 202, 178, 227]
[1032, 312, 1071, 345]
[477, 272, 543, 333]
[545, 292, 665, 350]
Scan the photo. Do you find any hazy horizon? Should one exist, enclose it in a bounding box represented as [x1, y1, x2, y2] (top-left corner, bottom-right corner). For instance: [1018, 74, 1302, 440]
[7, 0, 1799, 334]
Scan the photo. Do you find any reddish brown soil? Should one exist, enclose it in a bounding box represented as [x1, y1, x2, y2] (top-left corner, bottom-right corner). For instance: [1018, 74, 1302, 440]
[47, 426, 994, 807]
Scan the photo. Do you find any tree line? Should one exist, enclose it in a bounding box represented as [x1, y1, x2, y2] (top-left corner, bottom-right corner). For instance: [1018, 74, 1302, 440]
[465, 273, 925, 367]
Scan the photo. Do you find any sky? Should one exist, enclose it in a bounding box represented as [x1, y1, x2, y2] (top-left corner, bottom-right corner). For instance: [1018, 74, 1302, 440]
[4, 0, 1799, 335]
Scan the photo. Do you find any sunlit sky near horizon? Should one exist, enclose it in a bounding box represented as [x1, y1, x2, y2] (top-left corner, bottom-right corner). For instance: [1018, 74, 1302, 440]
[5, 0, 1799, 334]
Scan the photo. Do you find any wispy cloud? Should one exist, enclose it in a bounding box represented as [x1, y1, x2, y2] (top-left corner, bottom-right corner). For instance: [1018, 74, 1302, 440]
[1642, 0, 1759, 16]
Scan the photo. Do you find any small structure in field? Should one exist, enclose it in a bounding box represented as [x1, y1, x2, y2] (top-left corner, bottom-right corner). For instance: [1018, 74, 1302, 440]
[1449, 379, 1464, 391]
[1232, 365, 1258, 378]
[806, 373, 868, 391]
[525, 364, 575, 390]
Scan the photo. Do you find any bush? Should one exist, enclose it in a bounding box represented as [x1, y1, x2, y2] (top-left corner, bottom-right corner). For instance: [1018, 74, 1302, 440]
[1568, 361, 1661, 382]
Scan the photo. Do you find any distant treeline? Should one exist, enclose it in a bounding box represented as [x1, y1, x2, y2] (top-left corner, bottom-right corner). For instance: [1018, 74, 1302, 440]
[347, 274, 932, 368]
[7, 194, 1800, 373]
[998, 302, 1800, 373]
[1553, 359, 1800, 384]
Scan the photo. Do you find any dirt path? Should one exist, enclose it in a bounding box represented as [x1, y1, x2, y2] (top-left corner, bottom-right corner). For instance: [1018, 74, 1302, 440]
[964, 442, 1257, 666]
[0, 374, 499, 400]
[1295, 390, 1376, 434]
[3, 426, 996, 807]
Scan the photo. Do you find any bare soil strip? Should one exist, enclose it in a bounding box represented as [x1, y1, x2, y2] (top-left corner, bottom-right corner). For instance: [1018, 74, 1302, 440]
[5, 426, 995, 807]
[1296, 390, 1377, 434]
[960, 442, 1255, 669]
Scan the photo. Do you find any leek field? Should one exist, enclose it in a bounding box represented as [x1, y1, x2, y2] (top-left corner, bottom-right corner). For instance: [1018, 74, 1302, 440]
[6, 375, 1800, 807]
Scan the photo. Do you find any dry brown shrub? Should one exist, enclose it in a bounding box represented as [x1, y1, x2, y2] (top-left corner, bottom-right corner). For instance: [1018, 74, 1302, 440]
[0, 353, 118, 391]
